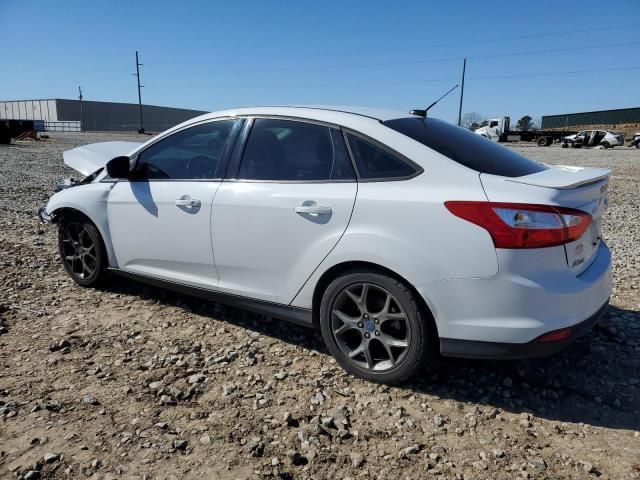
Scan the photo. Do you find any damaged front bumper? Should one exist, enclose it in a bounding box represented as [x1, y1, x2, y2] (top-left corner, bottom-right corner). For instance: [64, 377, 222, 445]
[37, 206, 53, 224]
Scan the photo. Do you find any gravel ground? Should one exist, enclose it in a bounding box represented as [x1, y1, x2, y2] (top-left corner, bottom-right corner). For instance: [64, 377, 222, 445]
[0, 133, 639, 480]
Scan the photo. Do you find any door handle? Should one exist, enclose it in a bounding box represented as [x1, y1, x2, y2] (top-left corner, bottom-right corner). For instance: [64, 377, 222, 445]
[175, 196, 201, 208]
[294, 204, 332, 215]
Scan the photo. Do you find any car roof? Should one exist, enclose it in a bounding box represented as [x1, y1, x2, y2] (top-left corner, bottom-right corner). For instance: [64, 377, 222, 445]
[189, 105, 416, 126]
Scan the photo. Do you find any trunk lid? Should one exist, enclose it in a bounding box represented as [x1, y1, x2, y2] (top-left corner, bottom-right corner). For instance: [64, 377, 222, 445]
[504, 164, 610, 189]
[480, 164, 611, 275]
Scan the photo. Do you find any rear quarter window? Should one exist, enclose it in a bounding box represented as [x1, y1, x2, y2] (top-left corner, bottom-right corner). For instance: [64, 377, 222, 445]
[383, 117, 548, 178]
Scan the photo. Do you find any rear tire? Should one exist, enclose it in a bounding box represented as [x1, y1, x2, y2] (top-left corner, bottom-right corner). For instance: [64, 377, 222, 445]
[537, 136, 548, 147]
[319, 271, 429, 384]
[601, 141, 610, 149]
[58, 214, 108, 287]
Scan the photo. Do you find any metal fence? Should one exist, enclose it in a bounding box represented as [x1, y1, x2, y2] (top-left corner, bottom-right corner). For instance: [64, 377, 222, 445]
[43, 121, 81, 132]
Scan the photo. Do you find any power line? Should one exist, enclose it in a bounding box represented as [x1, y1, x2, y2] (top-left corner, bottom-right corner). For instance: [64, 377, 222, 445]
[468, 41, 640, 61]
[143, 23, 640, 66]
[471, 65, 640, 80]
[144, 41, 640, 79]
[230, 65, 640, 90]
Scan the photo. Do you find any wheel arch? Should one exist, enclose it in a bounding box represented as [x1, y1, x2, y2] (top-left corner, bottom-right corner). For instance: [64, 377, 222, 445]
[50, 206, 93, 225]
[48, 200, 117, 268]
[310, 260, 440, 341]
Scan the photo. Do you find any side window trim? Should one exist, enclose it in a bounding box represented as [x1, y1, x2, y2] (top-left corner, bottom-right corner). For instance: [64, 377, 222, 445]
[225, 116, 356, 183]
[342, 127, 424, 182]
[225, 117, 254, 180]
[213, 118, 244, 179]
[129, 117, 242, 182]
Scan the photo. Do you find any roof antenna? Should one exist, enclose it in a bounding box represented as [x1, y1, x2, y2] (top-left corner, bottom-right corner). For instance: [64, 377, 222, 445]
[410, 84, 459, 118]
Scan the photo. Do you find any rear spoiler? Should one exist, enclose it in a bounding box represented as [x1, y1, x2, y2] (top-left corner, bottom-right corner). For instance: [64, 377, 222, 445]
[506, 165, 611, 189]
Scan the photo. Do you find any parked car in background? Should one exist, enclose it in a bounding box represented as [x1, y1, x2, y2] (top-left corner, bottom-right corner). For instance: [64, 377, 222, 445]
[562, 130, 625, 148]
[629, 132, 640, 148]
[38, 106, 612, 384]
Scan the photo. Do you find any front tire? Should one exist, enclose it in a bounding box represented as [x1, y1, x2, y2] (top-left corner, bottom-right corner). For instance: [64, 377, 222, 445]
[319, 271, 428, 384]
[58, 215, 108, 287]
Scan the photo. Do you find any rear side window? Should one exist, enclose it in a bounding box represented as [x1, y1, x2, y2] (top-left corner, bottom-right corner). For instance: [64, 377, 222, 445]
[346, 133, 418, 179]
[383, 117, 548, 177]
[238, 119, 355, 181]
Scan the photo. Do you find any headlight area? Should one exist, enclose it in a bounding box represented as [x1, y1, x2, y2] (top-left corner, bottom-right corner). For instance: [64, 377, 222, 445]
[37, 206, 53, 224]
[55, 167, 105, 192]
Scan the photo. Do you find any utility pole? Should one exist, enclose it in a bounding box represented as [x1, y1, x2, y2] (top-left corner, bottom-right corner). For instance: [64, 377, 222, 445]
[134, 51, 144, 133]
[78, 86, 84, 132]
[457, 58, 466, 127]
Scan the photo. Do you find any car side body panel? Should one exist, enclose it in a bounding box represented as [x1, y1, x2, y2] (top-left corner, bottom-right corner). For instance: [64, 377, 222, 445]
[289, 169, 499, 316]
[211, 181, 358, 303]
[107, 180, 221, 289]
[45, 181, 119, 267]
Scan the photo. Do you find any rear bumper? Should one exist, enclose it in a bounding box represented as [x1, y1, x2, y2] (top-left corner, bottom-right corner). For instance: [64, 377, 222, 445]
[439, 300, 608, 359]
[417, 241, 612, 355]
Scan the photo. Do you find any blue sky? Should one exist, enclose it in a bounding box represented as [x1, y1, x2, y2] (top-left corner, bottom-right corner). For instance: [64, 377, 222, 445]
[1, 0, 639, 123]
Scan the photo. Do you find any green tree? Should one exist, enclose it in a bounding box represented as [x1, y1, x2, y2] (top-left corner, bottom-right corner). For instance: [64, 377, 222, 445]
[516, 115, 534, 131]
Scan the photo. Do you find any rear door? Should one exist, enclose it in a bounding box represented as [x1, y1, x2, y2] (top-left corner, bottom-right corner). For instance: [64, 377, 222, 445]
[211, 117, 357, 303]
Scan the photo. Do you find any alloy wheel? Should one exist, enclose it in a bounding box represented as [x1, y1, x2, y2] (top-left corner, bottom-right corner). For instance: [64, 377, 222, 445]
[331, 283, 411, 371]
[61, 222, 97, 280]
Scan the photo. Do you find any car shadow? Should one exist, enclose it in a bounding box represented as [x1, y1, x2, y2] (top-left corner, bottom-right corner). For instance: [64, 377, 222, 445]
[102, 277, 639, 432]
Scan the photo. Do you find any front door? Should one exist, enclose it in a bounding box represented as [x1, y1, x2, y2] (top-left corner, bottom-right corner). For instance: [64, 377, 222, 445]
[108, 118, 238, 289]
[212, 118, 357, 303]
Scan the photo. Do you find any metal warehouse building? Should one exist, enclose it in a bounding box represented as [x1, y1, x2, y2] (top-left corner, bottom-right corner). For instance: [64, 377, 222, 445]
[541, 107, 640, 130]
[0, 99, 207, 132]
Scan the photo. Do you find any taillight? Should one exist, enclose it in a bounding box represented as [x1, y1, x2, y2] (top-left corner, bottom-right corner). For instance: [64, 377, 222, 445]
[536, 327, 573, 343]
[444, 201, 592, 249]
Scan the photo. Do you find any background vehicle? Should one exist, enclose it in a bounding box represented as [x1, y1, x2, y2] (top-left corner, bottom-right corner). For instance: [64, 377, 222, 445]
[475, 116, 576, 146]
[629, 132, 640, 148]
[562, 129, 625, 148]
[39, 106, 612, 384]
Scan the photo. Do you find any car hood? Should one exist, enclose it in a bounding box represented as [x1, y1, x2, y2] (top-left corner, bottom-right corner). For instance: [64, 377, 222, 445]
[63, 141, 142, 176]
[563, 134, 578, 140]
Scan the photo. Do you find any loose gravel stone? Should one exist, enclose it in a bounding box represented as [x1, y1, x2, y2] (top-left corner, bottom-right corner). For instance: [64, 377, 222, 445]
[43, 452, 60, 463]
[82, 394, 99, 406]
[350, 452, 364, 467]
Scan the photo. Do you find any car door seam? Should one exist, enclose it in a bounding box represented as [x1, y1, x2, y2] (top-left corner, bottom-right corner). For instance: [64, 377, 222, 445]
[209, 180, 224, 283]
[287, 181, 359, 306]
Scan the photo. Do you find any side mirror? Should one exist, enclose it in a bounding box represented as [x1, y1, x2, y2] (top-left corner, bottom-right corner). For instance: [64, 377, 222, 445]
[106, 156, 131, 179]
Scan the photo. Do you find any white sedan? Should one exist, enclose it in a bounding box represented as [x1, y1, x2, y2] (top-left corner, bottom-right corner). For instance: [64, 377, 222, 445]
[39, 106, 612, 384]
[562, 129, 625, 148]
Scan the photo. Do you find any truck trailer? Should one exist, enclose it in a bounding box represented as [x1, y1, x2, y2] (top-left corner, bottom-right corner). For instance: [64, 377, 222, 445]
[475, 116, 576, 146]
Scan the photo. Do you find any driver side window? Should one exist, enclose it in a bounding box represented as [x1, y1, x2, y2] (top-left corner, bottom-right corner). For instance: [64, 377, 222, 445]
[135, 120, 236, 179]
